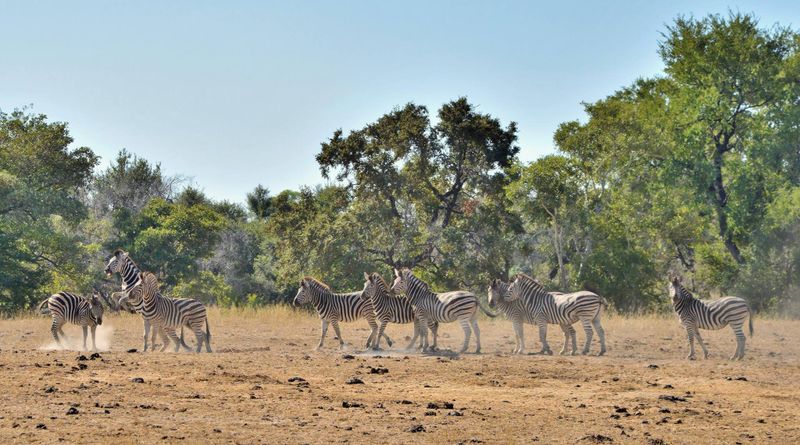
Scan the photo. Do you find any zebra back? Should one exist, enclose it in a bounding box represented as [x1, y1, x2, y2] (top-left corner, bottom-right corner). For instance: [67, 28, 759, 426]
[296, 277, 374, 323]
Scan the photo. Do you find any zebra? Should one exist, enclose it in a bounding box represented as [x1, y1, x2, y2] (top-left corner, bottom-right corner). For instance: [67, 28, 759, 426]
[38, 291, 105, 351]
[668, 276, 753, 360]
[293, 276, 393, 350]
[506, 274, 607, 356]
[105, 249, 211, 352]
[390, 268, 496, 354]
[110, 290, 189, 351]
[488, 278, 578, 355]
[361, 272, 439, 350]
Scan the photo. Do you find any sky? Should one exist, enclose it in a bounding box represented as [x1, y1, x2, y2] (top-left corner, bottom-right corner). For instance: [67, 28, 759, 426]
[2, 1, 798, 203]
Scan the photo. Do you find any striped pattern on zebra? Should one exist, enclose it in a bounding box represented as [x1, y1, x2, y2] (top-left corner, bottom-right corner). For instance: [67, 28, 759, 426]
[111, 290, 189, 351]
[668, 276, 753, 360]
[105, 250, 211, 352]
[293, 276, 392, 350]
[506, 274, 607, 356]
[488, 279, 577, 355]
[361, 272, 439, 350]
[390, 268, 496, 354]
[38, 291, 105, 351]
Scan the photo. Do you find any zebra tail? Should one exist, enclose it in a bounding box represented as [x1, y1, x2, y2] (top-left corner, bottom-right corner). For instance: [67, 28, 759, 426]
[478, 301, 498, 318]
[749, 313, 754, 338]
[38, 298, 50, 315]
[205, 318, 211, 345]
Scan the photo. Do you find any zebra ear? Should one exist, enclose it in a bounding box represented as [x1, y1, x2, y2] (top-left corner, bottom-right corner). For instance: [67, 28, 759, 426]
[364, 272, 370, 281]
[490, 278, 497, 289]
[300, 279, 307, 288]
[394, 268, 400, 278]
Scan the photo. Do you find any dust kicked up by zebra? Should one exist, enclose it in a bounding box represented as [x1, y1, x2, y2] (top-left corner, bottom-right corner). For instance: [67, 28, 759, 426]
[361, 272, 438, 350]
[39, 291, 105, 351]
[105, 249, 211, 352]
[293, 276, 392, 350]
[668, 276, 753, 360]
[488, 278, 576, 355]
[505, 274, 607, 356]
[390, 268, 495, 354]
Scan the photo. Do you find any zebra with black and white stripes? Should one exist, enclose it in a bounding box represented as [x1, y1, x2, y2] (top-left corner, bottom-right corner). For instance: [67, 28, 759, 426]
[293, 276, 394, 350]
[105, 249, 211, 352]
[488, 278, 577, 355]
[390, 268, 495, 354]
[668, 276, 753, 360]
[38, 291, 105, 351]
[506, 274, 607, 355]
[361, 272, 439, 350]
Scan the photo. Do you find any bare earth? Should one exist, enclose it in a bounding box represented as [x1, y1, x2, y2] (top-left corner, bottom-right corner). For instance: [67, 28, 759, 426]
[0, 307, 798, 444]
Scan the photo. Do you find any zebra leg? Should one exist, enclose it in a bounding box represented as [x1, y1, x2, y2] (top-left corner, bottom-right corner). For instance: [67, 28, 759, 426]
[592, 317, 606, 356]
[558, 325, 570, 355]
[512, 319, 524, 354]
[331, 321, 345, 350]
[693, 329, 710, 359]
[568, 325, 577, 355]
[191, 323, 205, 353]
[685, 327, 696, 360]
[458, 319, 472, 354]
[430, 320, 440, 351]
[372, 321, 388, 350]
[538, 322, 552, 355]
[581, 319, 594, 355]
[731, 324, 746, 360]
[365, 319, 379, 350]
[143, 319, 151, 352]
[82, 325, 88, 351]
[382, 331, 394, 348]
[50, 318, 63, 346]
[316, 319, 329, 350]
[90, 325, 97, 352]
[470, 316, 481, 354]
[161, 328, 181, 353]
[406, 319, 421, 350]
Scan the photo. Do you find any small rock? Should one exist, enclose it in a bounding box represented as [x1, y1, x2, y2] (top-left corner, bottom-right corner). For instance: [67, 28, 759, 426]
[424, 411, 436, 416]
[288, 377, 306, 383]
[36, 424, 47, 430]
[579, 434, 613, 443]
[647, 364, 659, 369]
[213, 429, 222, 433]
[408, 424, 425, 433]
[614, 407, 628, 414]
[342, 354, 355, 360]
[66, 407, 79, 415]
[369, 367, 389, 375]
[89, 353, 101, 360]
[658, 395, 686, 402]
[448, 411, 463, 417]
[130, 377, 145, 384]
[43, 386, 57, 394]
[126, 348, 138, 353]
[76, 355, 88, 361]
[342, 401, 363, 408]
[345, 377, 364, 385]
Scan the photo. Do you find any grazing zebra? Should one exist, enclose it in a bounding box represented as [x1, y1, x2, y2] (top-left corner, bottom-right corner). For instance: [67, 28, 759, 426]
[506, 274, 607, 356]
[105, 250, 211, 352]
[390, 268, 495, 354]
[361, 272, 439, 350]
[488, 278, 577, 355]
[668, 276, 753, 360]
[38, 291, 105, 351]
[293, 276, 392, 350]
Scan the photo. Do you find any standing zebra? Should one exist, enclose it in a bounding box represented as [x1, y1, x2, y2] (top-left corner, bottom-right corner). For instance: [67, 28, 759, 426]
[361, 272, 439, 350]
[506, 274, 607, 356]
[105, 250, 211, 352]
[488, 279, 577, 355]
[668, 276, 753, 360]
[39, 291, 105, 351]
[293, 276, 392, 350]
[390, 268, 495, 354]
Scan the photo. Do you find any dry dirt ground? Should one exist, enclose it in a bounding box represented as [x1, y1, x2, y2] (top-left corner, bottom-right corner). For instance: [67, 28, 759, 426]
[0, 307, 798, 444]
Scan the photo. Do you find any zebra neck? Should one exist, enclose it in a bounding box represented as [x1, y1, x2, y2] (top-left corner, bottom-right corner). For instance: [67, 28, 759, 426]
[407, 278, 435, 304]
[120, 261, 142, 291]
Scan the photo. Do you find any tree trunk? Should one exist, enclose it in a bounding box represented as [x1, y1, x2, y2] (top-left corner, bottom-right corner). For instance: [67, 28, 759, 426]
[711, 146, 745, 264]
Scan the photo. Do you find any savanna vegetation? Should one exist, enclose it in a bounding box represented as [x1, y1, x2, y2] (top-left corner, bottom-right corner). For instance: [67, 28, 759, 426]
[1, 13, 798, 315]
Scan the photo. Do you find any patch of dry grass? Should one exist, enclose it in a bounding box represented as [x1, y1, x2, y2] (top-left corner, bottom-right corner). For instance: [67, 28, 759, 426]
[0, 307, 798, 444]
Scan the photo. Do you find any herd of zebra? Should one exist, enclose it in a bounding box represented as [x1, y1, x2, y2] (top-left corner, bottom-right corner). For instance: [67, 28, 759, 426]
[37, 250, 755, 360]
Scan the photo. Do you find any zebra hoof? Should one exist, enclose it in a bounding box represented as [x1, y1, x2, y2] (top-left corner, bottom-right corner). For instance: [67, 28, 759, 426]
[687, 355, 696, 360]
[597, 350, 606, 356]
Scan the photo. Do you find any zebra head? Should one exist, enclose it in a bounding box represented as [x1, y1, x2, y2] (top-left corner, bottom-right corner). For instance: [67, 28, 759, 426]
[487, 278, 511, 308]
[507, 274, 539, 302]
[390, 268, 408, 296]
[105, 249, 127, 276]
[293, 279, 310, 306]
[668, 276, 690, 305]
[361, 272, 376, 302]
[89, 292, 105, 326]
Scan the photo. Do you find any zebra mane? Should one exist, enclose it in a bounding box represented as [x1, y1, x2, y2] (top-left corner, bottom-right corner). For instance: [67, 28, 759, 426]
[675, 282, 695, 300]
[303, 276, 331, 290]
[370, 273, 390, 292]
[403, 269, 430, 291]
[515, 273, 543, 289]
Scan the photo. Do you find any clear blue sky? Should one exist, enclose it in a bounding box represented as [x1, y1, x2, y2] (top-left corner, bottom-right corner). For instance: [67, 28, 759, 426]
[2, 1, 798, 203]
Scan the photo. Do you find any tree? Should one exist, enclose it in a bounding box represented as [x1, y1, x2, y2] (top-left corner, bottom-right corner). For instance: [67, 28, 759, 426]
[659, 12, 795, 264]
[247, 184, 273, 219]
[0, 109, 98, 310]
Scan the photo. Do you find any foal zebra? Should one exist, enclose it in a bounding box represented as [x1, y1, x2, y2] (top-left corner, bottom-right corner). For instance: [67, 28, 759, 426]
[488, 279, 577, 355]
[390, 268, 495, 354]
[105, 250, 211, 352]
[506, 274, 607, 355]
[293, 276, 392, 350]
[361, 272, 438, 350]
[668, 277, 753, 360]
[39, 291, 104, 351]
